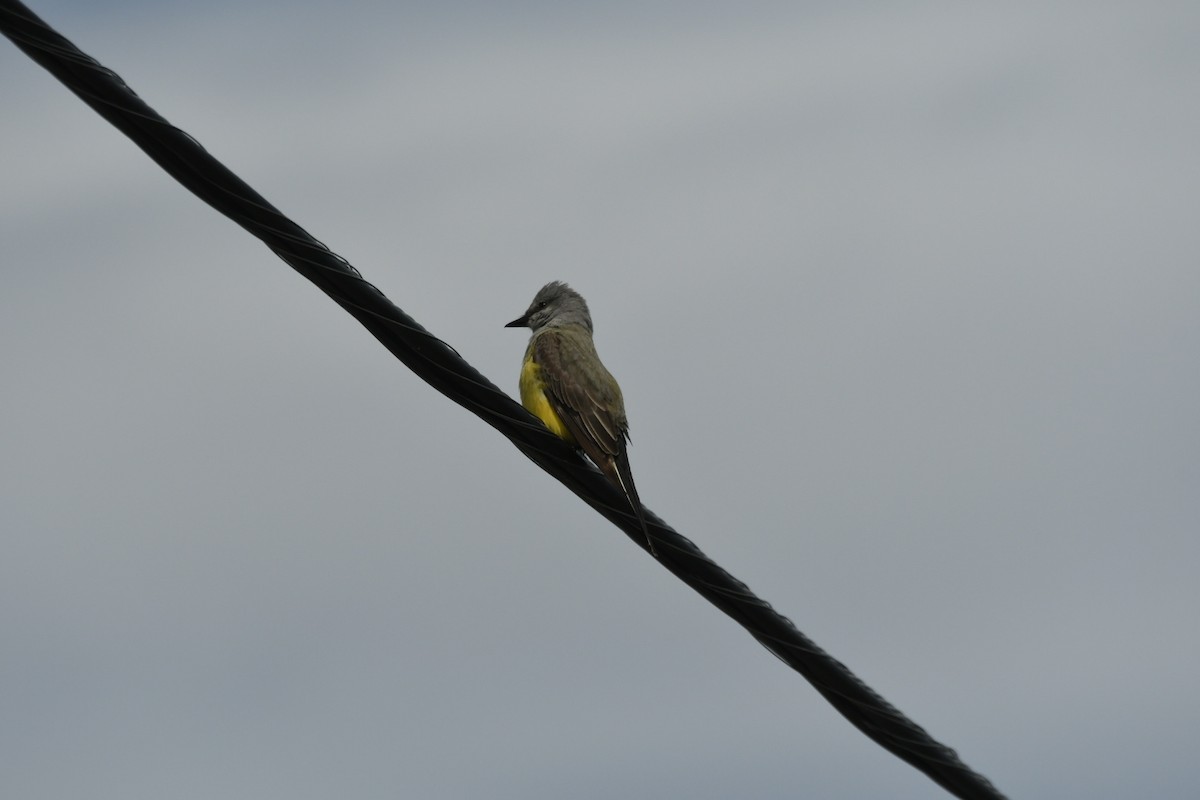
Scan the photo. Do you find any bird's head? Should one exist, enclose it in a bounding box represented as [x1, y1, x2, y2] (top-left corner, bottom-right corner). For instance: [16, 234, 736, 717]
[505, 281, 593, 333]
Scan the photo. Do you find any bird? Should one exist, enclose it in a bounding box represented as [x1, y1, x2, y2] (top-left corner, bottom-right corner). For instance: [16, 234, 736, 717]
[506, 281, 654, 555]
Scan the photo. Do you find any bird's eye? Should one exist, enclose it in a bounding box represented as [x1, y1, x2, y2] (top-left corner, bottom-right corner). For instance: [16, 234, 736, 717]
[537, 301, 548, 309]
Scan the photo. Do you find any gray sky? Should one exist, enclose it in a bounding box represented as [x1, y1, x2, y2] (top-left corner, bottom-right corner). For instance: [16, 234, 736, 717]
[3, 1, 1198, 798]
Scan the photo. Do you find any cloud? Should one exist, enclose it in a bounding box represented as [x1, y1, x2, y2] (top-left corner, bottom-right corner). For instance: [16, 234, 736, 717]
[3, 2, 1198, 798]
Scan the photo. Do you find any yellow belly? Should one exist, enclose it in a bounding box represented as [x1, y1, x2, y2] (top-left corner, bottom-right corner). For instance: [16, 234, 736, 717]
[519, 355, 576, 443]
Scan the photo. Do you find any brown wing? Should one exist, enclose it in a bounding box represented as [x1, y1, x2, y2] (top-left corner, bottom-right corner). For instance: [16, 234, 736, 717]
[535, 329, 654, 553]
[533, 329, 628, 468]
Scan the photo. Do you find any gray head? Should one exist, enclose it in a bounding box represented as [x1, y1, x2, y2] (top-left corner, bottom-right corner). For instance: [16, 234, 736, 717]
[505, 281, 593, 333]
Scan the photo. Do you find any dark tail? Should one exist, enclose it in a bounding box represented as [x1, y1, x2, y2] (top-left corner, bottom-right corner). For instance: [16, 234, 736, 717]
[609, 445, 655, 556]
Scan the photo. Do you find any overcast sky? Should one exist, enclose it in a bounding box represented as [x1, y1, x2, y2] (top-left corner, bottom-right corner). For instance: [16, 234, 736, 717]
[3, 2, 1198, 798]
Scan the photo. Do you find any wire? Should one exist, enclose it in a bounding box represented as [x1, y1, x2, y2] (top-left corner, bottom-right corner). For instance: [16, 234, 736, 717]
[0, 3, 1008, 798]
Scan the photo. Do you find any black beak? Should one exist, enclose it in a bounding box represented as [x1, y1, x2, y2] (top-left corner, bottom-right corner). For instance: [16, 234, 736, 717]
[504, 314, 529, 328]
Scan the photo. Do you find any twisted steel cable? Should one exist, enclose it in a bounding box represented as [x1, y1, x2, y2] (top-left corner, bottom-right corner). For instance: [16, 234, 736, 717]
[1, 3, 1007, 798]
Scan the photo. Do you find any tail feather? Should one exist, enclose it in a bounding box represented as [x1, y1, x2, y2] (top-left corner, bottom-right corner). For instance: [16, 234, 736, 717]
[607, 447, 655, 556]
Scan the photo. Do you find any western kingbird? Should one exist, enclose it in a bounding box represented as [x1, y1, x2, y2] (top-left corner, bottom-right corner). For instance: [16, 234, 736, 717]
[506, 282, 654, 555]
